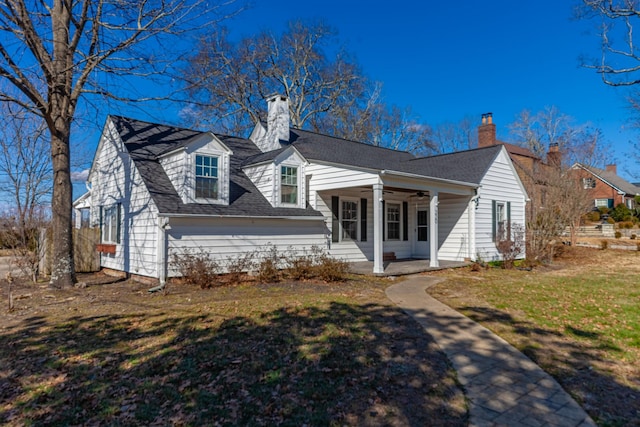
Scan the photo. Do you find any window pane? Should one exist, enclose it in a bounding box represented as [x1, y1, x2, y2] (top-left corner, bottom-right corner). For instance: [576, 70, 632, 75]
[387, 204, 400, 240]
[195, 155, 219, 199]
[281, 166, 298, 204]
[341, 200, 358, 240]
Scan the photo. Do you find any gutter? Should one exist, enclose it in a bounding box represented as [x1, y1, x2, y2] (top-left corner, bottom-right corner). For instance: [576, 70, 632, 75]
[157, 213, 325, 220]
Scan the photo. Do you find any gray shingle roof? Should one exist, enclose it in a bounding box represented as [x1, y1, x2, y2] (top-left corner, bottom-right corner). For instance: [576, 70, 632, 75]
[110, 116, 322, 218]
[579, 164, 640, 196]
[109, 116, 507, 217]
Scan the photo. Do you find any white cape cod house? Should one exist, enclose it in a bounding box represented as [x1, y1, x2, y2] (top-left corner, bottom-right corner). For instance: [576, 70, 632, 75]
[78, 96, 527, 284]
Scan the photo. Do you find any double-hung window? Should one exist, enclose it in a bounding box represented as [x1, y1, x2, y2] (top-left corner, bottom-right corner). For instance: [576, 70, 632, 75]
[387, 203, 401, 240]
[102, 204, 121, 244]
[341, 200, 358, 240]
[281, 166, 298, 205]
[195, 155, 219, 200]
[582, 178, 596, 189]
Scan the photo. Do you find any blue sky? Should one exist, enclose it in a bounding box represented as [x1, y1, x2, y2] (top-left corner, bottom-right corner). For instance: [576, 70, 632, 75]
[74, 0, 640, 197]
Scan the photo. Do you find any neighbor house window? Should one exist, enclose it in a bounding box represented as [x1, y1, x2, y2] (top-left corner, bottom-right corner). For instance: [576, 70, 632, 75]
[387, 203, 400, 240]
[281, 166, 298, 204]
[582, 178, 596, 189]
[595, 198, 613, 208]
[101, 204, 121, 244]
[341, 200, 358, 240]
[195, 155, 219, 199]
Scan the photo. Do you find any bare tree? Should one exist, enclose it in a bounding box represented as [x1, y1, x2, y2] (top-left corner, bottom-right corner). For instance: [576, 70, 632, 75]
[508, 106, 611, 166]
[578, 0, 640, 86]
[183, 20, 434, 152]
[0, 0, 239, 288]
[429, 116, 477, 154]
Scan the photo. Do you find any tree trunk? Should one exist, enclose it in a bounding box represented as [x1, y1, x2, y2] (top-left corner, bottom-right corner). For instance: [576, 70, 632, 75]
[48, 122, 75, 288]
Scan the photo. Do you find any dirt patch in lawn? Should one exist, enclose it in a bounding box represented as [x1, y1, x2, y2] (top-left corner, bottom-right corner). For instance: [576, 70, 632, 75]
[1, 274, 467, 426]
[429, 246, 640, 426]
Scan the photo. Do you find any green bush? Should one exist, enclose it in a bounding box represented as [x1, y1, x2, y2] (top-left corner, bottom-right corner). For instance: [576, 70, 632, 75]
[619, 221, 634, 229]
[598, 207, 610, 215]
[615, 231, 622, 239]
[607, 217, 616, 224]
[611, 203, 632, 222]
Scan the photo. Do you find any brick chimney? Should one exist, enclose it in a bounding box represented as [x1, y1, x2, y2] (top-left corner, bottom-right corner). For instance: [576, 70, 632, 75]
[547, 143, 561, 168]
[605, 164, 617, 174]
[478, 112, 496, 148]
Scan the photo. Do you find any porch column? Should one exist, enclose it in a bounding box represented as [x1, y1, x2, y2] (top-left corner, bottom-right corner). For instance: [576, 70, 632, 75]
[468, 196, 477, 260]
[429, 191, 439, 268]
[373, 183, 384, 274]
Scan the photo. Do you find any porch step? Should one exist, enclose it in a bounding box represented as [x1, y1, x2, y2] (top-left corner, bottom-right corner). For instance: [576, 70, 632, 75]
[383, 252, 396, 261]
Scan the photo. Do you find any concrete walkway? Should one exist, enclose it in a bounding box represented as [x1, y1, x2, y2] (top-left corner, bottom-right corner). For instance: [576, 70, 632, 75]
[386, 276, 597, 427]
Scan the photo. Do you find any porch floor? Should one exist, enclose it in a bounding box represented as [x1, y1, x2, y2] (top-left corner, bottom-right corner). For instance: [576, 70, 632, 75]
[349, 258, 469, 276]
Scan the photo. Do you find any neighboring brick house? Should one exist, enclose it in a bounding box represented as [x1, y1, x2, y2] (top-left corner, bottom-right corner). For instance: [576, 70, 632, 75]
[477, 113, 559, 221]
[571, 163, 639, 210]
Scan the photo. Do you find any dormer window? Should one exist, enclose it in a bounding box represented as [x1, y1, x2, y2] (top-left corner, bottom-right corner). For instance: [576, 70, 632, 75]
[281, 166, 298, 205]
[195, 154, 219, 200]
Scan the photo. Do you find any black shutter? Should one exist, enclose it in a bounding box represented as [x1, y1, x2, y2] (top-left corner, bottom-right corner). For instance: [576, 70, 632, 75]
[506, 201, 511, 239]
[492, 200, 497, 242]
[402, 201, 408, 241]
[360, 198, 367, 242]
[382, 200, 386, 241]
[331, 196, 339, 243]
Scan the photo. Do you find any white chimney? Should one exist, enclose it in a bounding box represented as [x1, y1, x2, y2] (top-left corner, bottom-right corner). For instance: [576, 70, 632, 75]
[249, 94, 291, 152]
[267, 94, 290, 142]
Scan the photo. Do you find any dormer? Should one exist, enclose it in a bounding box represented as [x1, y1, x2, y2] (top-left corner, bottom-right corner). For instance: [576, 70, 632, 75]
[159, 132, 233, 205]
[249, 94, 291, 152]
[243, 146, 307, 209]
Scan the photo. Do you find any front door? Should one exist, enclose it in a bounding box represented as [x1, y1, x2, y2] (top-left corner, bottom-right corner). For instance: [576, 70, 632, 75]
[413, 208, 429, 258]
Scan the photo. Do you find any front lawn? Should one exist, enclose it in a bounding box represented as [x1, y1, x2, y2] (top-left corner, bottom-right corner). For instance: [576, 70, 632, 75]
[429, 246, 640, 426]
[1, 275, 467, 426]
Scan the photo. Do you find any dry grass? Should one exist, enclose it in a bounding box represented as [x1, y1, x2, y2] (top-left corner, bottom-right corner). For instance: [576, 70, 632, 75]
[0, 274, 467, 426]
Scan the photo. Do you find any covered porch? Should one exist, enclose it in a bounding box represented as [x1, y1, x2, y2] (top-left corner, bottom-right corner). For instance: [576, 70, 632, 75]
[349, 258, 470, 276]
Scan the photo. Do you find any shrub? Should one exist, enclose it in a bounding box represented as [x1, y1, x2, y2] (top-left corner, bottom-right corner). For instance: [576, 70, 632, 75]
[257, 245, 282, 283]
[607, 217, 616, 224]
[619, 221, 634, 229]
[225, 251, 256, 285]
[601, 240, 608, 250]
[171, 249, 220, 288]
[314, 252, 349, 282]
[495, 223, 526, 269]
[611, 203, 632, 222]
[284, 246, 318, 280]
[586, 211, 600, 222]
[615, 231, 622, 239]
[631, 234, 637, 240]
[598, 207, 610, 215]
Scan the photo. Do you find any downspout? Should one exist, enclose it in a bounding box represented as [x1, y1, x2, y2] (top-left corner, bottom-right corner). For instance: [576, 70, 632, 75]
[148, 216, 169, 293]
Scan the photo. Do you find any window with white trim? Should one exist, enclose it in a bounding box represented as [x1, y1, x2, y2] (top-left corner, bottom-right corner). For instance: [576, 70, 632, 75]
[280, 166, 298, 205]
[595, 198, 612, 208]
[496, 202, 506, 239]
[341, 200, 358, 240]
[101, 204, 121, 244]
[582, 178, 596, 189]
[195, 154, 219, 200]
[387, 203, 400, 240]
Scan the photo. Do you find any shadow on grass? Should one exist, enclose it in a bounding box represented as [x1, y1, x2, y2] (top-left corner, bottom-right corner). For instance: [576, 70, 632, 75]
[460, 305, 640, 426]
[0, 302, 467, 426]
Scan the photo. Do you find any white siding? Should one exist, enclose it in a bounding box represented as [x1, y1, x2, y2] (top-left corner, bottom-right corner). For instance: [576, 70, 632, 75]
[245, 163, 275, 205]
[476, 149, 527, 261]
[90, 120, 159, 278]
[307, 163, 379, 192]
[166, 217, 328, 275]
[438, 194, 471, 261]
